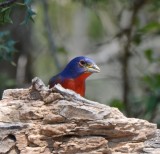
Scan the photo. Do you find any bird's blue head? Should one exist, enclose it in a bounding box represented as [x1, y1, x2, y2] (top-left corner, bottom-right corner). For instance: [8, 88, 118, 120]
[61, 56, 100, 78]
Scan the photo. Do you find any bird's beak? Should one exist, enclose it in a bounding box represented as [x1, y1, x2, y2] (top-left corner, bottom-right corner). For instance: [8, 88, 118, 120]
[86, 64, 100, 73]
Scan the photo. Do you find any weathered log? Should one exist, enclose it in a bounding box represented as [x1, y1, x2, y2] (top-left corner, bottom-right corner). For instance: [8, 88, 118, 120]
[0, 77, 159, 154]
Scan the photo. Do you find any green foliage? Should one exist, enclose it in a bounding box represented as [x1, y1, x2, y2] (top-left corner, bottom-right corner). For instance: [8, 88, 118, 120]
[143, 74, 160, 93]
[24, 0, 32, 5]
[139, 22, 160, 33]
[142, 73, 160, 120]
[152, 0, 160, 10]
[57, 47, 68, 55]
[88, 12, 104, 40]
[133, 33, 142, 45]
[135, 49, 160, 123]
[0, 7, 12, 24]
[73, 0, 108, 6]
[0, 0, 36, 63]
[0, 0, 36, 25]
[109, 99, 125, 112]
[20, 0, 36, 25]
[0, 74, 16, 99]
[144, 48, 160, 63]
[0, 0, 36, 99]
[144, 93, 159, 119]
[0, 31, 16, 64]
[0, 73, 15, 88]
[144, 49, 153, 63]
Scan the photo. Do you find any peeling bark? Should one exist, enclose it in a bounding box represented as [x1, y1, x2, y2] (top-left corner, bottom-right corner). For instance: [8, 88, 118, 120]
[0, 77, 159, 154]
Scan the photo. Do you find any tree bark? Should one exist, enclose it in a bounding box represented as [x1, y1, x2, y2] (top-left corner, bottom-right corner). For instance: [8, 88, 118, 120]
[0, 77, 159, 154]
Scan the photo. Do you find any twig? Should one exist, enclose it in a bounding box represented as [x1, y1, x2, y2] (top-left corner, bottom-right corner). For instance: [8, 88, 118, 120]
[0, 0, 16, 8]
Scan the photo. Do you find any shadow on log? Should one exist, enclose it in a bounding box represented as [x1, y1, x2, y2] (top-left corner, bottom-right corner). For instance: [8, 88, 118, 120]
[0, 77, 160, 154]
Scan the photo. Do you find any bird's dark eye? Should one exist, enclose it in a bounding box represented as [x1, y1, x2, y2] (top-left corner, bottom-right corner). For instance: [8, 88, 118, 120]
[79, 60, 86, 66]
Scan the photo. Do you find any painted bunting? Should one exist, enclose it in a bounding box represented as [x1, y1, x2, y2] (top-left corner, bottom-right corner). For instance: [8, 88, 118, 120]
[49, 56, 100, 96]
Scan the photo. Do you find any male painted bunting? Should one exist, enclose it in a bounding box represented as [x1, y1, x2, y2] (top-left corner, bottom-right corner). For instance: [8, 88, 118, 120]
[48, 56, 100, 96]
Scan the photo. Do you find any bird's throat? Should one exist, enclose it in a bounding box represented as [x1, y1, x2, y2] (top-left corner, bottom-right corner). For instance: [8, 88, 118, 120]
[75, 72, 91, 81]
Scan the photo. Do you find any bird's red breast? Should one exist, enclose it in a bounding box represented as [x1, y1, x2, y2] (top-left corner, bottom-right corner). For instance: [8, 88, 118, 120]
[61, 72, 91, 96]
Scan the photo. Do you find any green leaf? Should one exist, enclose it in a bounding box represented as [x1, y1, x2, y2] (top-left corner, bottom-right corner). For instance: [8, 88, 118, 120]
[0, 31, 9, 37]
[144, 93, 159, 120]
[139, 22, 160, 33]
[57, 47, 68, 54]
[109, 99, 125, 111]
[4, 8, 12, 23]
[133, 33, 142, 45]
[1, 7, 10, 12]
[0, 31, 16, 64]
[24, 0, 32, 5]
[0, 74, 16, 89]
[88, 12, 104, 40]
[143, 74, 160, 91]
[152, 0, 160, 11]
[145, 95, 157, 113]
[28, 8, 36, 21]
[0, 45, 9, 51]
[21, 7, 36, 25]
[15, 2, 25, 6]
[0, 7, 12, 24]
[11, 61, 16, 66]
[144, 49, 153, 62]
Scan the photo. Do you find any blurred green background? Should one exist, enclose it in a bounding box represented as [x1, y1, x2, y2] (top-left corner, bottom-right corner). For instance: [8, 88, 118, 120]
[0, 0, 160, 127]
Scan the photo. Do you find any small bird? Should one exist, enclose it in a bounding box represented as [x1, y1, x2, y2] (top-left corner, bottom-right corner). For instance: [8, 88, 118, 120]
[48, 56, 100, 96]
